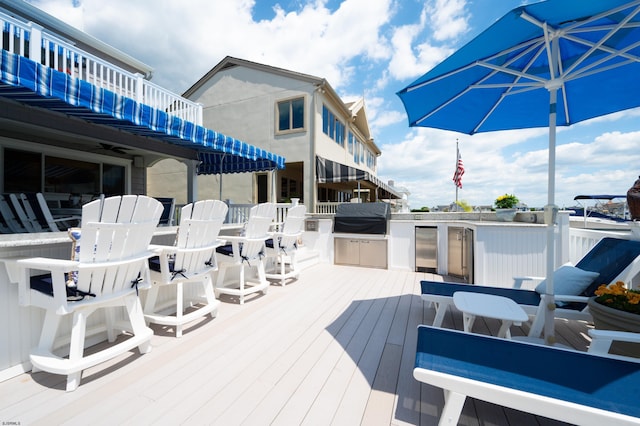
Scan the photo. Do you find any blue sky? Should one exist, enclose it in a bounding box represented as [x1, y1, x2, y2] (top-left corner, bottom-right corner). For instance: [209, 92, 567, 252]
[27, 0, 640, 209]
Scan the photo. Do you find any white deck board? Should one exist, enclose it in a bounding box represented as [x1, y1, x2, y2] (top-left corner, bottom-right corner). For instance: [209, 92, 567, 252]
[0, 264, 593, 425]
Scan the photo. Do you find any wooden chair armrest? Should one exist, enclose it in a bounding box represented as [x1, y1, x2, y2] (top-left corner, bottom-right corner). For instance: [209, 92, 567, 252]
[555, 294, 589, 303]
[17, 257, 77, 271]
[512, 276, 544, 289]
[588, 329, 640, 359]
[10, 258, 74, 312]
[148, 244, 178, 256]
[222, 235, 244, 243]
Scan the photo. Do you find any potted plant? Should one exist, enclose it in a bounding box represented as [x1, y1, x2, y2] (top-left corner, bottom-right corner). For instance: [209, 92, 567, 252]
[588, 281, 640, 357]
[494, 194, 519, 221]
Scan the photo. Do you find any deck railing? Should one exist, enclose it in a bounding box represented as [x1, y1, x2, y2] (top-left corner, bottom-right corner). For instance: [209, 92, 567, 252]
[315, 202, 341, 214]
[1, 12, 202, 125]
[226, 202, 295, 225]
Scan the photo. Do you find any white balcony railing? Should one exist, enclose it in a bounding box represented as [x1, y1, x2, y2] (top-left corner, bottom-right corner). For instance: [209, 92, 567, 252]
[225, 202, 298, 225]
[1, 12, 202, 125]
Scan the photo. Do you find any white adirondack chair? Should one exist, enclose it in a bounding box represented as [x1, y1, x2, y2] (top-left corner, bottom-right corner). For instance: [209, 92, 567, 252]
[7, 193, 40, 232]
[215, 203, 276, 304]
[32, 193, 81, 231]
[11, 195, 163, 391]
[265, 204, 306, 286]
[0, 194, 26, 233]
[143, 199, 227, 337]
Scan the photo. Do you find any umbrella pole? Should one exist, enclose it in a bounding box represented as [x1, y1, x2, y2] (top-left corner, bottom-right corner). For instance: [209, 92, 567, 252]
[543, 87, 559, 345]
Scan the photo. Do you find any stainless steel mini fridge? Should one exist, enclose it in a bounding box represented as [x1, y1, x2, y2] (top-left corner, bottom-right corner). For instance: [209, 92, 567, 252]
[447, 227, 474, 282]
[415, 226, 437, 272]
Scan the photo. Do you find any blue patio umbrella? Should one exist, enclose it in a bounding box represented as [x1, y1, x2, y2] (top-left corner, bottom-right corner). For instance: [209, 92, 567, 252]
[398, 0, 640, 344]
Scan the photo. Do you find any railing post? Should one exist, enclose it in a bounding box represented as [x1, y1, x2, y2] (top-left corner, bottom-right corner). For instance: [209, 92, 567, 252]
[135, 73, 144, 104]
[28, 22, 43, 62]
[556, 211, 570, 266]
[196, 103, 203, 126]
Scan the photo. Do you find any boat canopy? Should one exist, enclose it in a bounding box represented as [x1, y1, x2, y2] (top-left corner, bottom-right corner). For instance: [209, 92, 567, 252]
[573, 195, 626, 201]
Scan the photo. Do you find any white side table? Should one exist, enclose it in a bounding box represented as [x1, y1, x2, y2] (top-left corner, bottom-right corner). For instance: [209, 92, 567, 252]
[453, 291, 529, 338]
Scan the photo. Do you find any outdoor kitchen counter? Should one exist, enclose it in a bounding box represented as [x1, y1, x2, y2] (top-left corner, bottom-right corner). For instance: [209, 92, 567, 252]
[0, 226, 180, 248]
[387, 214, 572, 285]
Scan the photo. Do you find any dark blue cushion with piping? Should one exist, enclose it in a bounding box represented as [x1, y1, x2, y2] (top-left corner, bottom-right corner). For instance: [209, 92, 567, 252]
[216, 244, 234, 257]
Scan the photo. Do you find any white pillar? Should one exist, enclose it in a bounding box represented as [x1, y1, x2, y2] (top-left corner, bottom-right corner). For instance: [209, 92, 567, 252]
[185, 160, 199, 203]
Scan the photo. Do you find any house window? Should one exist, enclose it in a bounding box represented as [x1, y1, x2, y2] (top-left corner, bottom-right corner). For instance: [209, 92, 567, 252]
[348, 131, 355, 155]
[45, 156, 100, 194]
[277, 97, 305, 133]
[354, 142, 363, 164]
[280, 177, 301, 201]
[3, 147, 125, 195]
[103, 164, 126, 195]
[322, 104, 345, 146]
[3, 149, 41, 192]
[366, 149, 376, 169]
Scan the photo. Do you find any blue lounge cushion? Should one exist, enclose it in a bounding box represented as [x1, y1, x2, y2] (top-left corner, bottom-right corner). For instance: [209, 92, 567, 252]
[574, 237, 640, 296]
[420, 281, 542, 306]
[415, 326, 640, 419]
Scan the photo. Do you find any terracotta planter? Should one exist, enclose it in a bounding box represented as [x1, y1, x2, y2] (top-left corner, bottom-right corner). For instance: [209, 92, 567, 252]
[495, 208, 517, 222]
[627, 175, 640, 220]
[587, 298, 640, 358]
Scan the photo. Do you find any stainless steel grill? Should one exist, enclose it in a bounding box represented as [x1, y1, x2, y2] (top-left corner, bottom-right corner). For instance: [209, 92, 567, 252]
[333, 203, 390, 235]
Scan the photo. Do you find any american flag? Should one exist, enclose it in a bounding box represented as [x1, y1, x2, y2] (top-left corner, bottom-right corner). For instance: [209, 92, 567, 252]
[453, 148, 464, 188]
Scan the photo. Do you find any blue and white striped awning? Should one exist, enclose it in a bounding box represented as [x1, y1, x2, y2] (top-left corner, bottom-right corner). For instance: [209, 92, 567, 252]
[0, 50, 285, 174]
[316, 156, 401, 199]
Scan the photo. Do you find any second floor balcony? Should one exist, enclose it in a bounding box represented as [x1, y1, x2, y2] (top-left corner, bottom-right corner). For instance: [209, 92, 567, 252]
[1, 9, 202, 125]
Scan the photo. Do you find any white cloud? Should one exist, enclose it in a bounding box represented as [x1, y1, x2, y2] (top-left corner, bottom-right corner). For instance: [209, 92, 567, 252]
[426, 0, 469, 42]
[32, 0, 396, 94]
[386, 0, 468, 81]
[30, 0, 84, 29]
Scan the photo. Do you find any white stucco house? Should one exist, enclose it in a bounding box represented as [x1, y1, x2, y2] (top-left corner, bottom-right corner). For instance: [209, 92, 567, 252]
[149, 56, 401, 213]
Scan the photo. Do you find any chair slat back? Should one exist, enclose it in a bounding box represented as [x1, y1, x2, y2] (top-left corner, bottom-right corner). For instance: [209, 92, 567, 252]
[282, 205, 306, 234]
[276, 205, 306, 251]
[8, 193, 40, 232]
[75, 196, 162, 297]
[241, 203, 276, 259]
[0, 194, 26, 233]
[19, 193, 49, 231]
[28, 193, 57, 231]
[173, 200, 227, 273]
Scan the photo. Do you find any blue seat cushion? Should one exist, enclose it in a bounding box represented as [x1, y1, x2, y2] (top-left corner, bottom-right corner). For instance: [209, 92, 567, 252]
[148, 256, 175, 273]
[215, 244, 234, 257]
[415, 326, 640, 418]
[30, 274, 91, 301]
[420, 281, 542, 306]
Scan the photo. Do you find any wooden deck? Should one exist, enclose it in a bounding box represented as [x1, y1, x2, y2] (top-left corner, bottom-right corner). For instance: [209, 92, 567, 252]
[0, 264, 591, 425]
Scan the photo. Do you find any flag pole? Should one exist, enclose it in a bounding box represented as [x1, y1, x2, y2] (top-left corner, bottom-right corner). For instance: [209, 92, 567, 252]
[452, 139, 464, 211]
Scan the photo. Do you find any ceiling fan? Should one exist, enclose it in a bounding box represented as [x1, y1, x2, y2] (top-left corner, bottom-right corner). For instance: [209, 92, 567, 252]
[97, 143, 131, 155]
